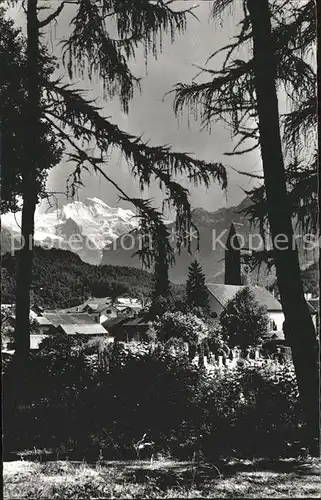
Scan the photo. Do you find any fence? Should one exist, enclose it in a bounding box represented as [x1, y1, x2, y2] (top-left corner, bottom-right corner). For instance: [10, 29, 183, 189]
[194, 346, 292, 372]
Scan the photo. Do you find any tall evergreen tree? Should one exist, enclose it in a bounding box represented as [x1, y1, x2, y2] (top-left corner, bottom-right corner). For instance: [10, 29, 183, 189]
[174, 0, 319, 454]
[3, 1, 227, 360]
[0, 13, 62, 214]
[186, 260, 210, 314]
[0, 10, 63, 361]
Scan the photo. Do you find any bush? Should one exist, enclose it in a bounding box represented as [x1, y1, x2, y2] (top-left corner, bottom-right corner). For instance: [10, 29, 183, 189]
[204, 323, 230, 357]
[148, 294, 185, 318]
[198, 362, 301, 459]
[220, 287, 269, 350]
[154, 311, 208, 345]
[3, 335, 301, 461]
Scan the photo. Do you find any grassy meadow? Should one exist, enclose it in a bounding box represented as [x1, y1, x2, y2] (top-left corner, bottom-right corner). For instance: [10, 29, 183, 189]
[3, 457, 321, 499]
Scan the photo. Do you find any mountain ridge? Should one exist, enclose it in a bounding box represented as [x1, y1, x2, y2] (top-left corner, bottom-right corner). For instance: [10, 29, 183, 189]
[1, 195, 316, 286]
[1, 197, 139, 265]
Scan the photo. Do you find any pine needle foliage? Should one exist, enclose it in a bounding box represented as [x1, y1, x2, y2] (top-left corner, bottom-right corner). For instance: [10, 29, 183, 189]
[173, 0, 317, 265]
[3, 0, 227, 274]
[0, 12, 63, 213]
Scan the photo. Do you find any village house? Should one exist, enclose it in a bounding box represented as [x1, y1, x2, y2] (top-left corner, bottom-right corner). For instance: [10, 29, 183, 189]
[119, 315, 152, 342]
[36, 316, 55, 335]
[101, 316, 128, 339]
[3, 312, 110, 353]
[30, 304, 44, 318]
[115, 305, 137, 318]
[61, 296, 145, 323]
[114, 297, 144, 315]
[206, 283, 285, 331]
[42, 312, 110, 340]
[102, 313, 151, 342]
[59, 297, 117, 324]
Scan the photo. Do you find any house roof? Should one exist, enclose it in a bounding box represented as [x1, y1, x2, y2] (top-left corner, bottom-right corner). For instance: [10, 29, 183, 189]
[206, 284, 283, 311]
[115, 305, 138, 314]
[30, 304, 44, 313]
[263, 330, 285, 341]
[115, 305, 131, 312]
[34, 312, 108, 337]
[122, 316, 151, 327]
[58, 324, 108, 335]
[43, 312, 99, 327]
[82, 296, 113, 307]
[56, 305, 81, 313]
[115, 298, 142, 309]
[102, 317, 128, 329]
[116, 297, 138, 303]
[35, 316, 53, 326]
[84, 303, 116, 314]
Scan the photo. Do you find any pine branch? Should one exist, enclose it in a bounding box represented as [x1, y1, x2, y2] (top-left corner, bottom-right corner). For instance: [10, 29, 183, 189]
[42, 78, 227, 267]
[174, 0, 315, 166]
[44, 81, 227, 194]
[61, 0, 192, 113]
[224, 143, 259, 156]
[45, 115, 175, 270]
[228, 165, 264, 180]
[38, 2, 65, 28]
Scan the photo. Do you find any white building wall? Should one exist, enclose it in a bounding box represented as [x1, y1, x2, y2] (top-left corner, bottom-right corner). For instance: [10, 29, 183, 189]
[269, 311, 285, 331]
[208, 293, 286, 332]
[208, 292, 318, 333]
[208, 294, 224, 319]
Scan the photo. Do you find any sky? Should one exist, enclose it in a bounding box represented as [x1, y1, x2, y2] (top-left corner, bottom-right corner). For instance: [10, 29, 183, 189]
[8, 0, 263, 214]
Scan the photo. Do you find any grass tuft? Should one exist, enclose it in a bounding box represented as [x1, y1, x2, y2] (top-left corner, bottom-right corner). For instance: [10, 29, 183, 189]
[3, 458, 321, 499]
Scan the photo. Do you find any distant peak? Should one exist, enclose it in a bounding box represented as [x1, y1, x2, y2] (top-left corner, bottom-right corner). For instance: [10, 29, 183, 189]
[233, 195, 253, 212]
[192, 207, 208, 214]
[84, 197, 111, 209]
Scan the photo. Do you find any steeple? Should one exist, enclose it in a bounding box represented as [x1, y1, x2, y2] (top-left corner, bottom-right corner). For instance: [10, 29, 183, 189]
[225, 223, 242, 285]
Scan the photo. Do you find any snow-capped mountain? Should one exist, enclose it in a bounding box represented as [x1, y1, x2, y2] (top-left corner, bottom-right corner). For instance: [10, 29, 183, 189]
[1, 197, 138, 265]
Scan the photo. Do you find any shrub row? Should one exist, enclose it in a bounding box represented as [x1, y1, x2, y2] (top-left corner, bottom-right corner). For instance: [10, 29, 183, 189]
[3, 336, 301, 461]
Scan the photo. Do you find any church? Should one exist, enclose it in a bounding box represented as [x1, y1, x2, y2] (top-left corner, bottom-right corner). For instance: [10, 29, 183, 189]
[206, 223, 285, 333]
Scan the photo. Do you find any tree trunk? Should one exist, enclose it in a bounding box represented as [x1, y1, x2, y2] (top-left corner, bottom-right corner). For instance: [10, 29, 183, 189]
[247, 0, 320, 455]
[15, 0, 39, 362]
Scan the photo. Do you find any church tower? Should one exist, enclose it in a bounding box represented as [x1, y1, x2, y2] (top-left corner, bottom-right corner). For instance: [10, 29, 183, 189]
[225, 223, 242, 285]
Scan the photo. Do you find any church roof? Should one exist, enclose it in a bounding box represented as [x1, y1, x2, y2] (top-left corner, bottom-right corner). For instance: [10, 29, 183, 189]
[206, 284, 283, 311]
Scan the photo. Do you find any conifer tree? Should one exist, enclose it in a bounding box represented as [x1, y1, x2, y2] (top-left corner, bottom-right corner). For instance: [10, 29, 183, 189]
[0, 13, 62, 213]
[174, 0, 319, 454]
[186, 260, 210, 315]
[3, 1, 227, 360]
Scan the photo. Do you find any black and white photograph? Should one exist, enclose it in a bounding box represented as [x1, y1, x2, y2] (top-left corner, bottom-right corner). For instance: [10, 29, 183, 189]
[1, 0, 320, 497]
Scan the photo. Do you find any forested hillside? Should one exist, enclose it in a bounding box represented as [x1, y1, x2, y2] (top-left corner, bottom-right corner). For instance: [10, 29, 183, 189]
[1, 247, 154, 309]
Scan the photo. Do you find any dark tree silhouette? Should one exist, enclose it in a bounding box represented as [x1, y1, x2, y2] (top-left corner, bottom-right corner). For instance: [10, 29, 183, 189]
[220, 287, 269, 350]
[4, 1, 227, 361]
[174, 0, 319, 454]
[14, 0, 59, 360]
[247, 0, 319, 454]
[225, 223, 242, 285]
[0, 14, 61, 214]
[186, 260, 210, 314]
